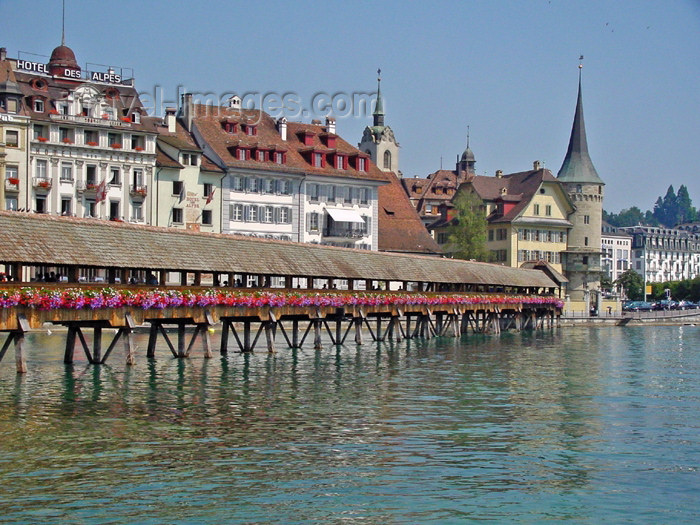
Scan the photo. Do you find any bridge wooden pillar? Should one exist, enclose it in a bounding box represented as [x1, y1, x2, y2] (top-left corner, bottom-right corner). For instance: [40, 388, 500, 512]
[180, 271, 188, 286]
[159, 270, 167, 286]
[0, 315, 29, 374]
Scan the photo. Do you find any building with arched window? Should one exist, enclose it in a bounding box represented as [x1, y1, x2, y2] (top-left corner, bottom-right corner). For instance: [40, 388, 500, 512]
[358, 71, 400, 175]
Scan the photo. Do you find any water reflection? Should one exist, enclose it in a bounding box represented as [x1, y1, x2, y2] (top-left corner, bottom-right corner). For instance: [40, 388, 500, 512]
[0, 327, 699, 523]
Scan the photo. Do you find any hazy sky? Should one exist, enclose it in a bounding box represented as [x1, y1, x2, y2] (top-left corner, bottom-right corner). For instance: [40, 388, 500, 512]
[2, 0, 699, 212]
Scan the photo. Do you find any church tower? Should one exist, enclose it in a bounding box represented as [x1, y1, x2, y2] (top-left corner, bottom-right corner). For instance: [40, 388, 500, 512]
[456, 128, 476, 175]
[358, 70, 400, 174]
[557, 62, 605, 309]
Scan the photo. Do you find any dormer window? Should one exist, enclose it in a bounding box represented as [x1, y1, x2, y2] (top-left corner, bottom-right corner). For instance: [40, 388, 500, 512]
[131, 112, 141, 124]
[33, 99, 44, 112]
[313, 152, 324, 168]
[300, 131, 315, 146]
[357, 157, 367, 172]
[58, 103, 69, 115]
[274, 151, 285, 164]
[222, 121, 238, 133]
[237, 148, 247, 161]
[335, 155, 346, 170]
[257, 150, 267, 162]
[245, 125, 257, 136]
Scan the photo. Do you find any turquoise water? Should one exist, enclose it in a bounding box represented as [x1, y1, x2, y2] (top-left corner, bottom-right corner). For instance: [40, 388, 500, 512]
[0, 326, 699, 523]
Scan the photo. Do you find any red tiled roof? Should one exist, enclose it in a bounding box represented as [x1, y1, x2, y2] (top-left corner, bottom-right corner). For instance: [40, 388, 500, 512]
[191, 104, 386, 182]
[156, 145, 183, 169]
[379, 172, 442, 255]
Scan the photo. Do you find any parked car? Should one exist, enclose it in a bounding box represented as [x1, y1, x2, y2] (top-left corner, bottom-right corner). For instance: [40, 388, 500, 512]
[653, 300, 677, 311]
[623, 301, 653, 312]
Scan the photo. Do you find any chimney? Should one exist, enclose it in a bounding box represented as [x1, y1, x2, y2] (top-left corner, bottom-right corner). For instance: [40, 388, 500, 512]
[181, 93, 193, 132]
[495, 170, 503, 178]
[325, 116, 336, 134]
[533, 160, 541, 170]
[277, 117, 287, 141]
[165, 107, 177, 133]
[0, 48, 6, 61]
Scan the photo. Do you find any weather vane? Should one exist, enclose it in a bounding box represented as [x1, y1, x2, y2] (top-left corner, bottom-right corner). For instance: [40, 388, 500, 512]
[579, 55, 584, 69]
[377, 68, 381, 81]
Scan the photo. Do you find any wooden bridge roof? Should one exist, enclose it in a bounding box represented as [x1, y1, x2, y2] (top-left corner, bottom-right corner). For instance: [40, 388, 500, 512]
[0, 212, 556, 289]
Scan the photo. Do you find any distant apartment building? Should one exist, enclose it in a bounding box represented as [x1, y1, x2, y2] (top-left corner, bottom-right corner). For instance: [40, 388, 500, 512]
[620, 225, 700, 283]
[601, 222, 632, 283]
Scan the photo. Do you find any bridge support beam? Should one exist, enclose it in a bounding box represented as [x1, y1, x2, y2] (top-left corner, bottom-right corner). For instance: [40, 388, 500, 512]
[0, 315, 28, 373]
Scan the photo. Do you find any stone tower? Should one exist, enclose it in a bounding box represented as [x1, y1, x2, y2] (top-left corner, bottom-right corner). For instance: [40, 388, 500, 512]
[557, 65, 605, 309]
[358, 70, 400, 174]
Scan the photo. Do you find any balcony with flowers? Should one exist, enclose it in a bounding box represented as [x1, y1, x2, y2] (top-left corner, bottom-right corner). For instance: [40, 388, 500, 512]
[76, 180, 99, 194]
[4, 177, 20, 192]
[32, 177, 52, 191]
[129, 184, 148, 199]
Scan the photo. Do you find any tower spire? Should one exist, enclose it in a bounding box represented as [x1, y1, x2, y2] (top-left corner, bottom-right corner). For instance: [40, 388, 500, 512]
[557, 59, 604, 184]
[373, 68, 385, 127]
[61, 0, 66, 45]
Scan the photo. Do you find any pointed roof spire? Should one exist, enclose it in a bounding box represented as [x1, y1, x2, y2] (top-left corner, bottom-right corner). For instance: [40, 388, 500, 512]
[373, 68, 385, 127]
[557, 59, 604, 185]
[61, 0, 66, 45]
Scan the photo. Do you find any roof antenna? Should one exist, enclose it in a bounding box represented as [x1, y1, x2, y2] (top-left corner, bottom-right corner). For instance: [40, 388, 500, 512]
[61, 0, 66, 45]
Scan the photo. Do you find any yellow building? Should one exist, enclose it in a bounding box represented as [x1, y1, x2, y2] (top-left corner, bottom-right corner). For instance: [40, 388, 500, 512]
[431, 162, 575, 275]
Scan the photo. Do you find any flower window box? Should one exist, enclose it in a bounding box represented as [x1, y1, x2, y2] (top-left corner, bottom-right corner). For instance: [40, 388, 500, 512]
[38, 180, 51, 188]
[120, 117, 131, 123]
[134, 146, 144, 151]
[49, 109, 59, 115]
[62, 138, 74, 144]
[110, 143, 122, 149]
[87, 141, 98, 147]
[37, 137, 48, 142]
[8, 177, 20, 185]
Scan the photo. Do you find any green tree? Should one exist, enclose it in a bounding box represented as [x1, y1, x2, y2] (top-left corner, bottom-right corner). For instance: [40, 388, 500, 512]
[615, 269, 645, 301]
[446, 191, 491, 261]
[675, 185, 696, 224]
[605, 206, 645, 227]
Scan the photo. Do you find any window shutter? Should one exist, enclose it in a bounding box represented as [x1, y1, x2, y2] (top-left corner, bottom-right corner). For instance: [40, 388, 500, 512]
[275, 207, 281, 224]
[365, 216, 371, 234]
[228, 204, 234, 219]
[306, 212, 311, 232]
[286, 207, 292, 224]
[319, 185, 327, 202]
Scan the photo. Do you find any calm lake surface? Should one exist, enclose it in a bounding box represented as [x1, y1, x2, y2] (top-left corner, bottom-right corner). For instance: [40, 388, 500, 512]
[0, 325, 699, 524]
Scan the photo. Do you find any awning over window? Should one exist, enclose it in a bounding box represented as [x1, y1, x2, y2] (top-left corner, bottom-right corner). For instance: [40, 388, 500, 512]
[326, 208, 366, 224]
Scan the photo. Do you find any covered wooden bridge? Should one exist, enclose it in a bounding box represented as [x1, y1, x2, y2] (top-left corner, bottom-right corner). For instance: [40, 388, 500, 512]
[0, 211, 562, 373]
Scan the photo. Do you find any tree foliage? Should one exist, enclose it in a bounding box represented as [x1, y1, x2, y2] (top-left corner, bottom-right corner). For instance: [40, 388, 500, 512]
[605, 185, 697, 228]
[649, 277, 700, 301]
[446, 191, 491, 262]
[614, 269, 645, 300]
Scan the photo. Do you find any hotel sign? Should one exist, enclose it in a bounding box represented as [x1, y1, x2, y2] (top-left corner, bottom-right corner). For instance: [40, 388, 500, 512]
[15, 60, 123, 84]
